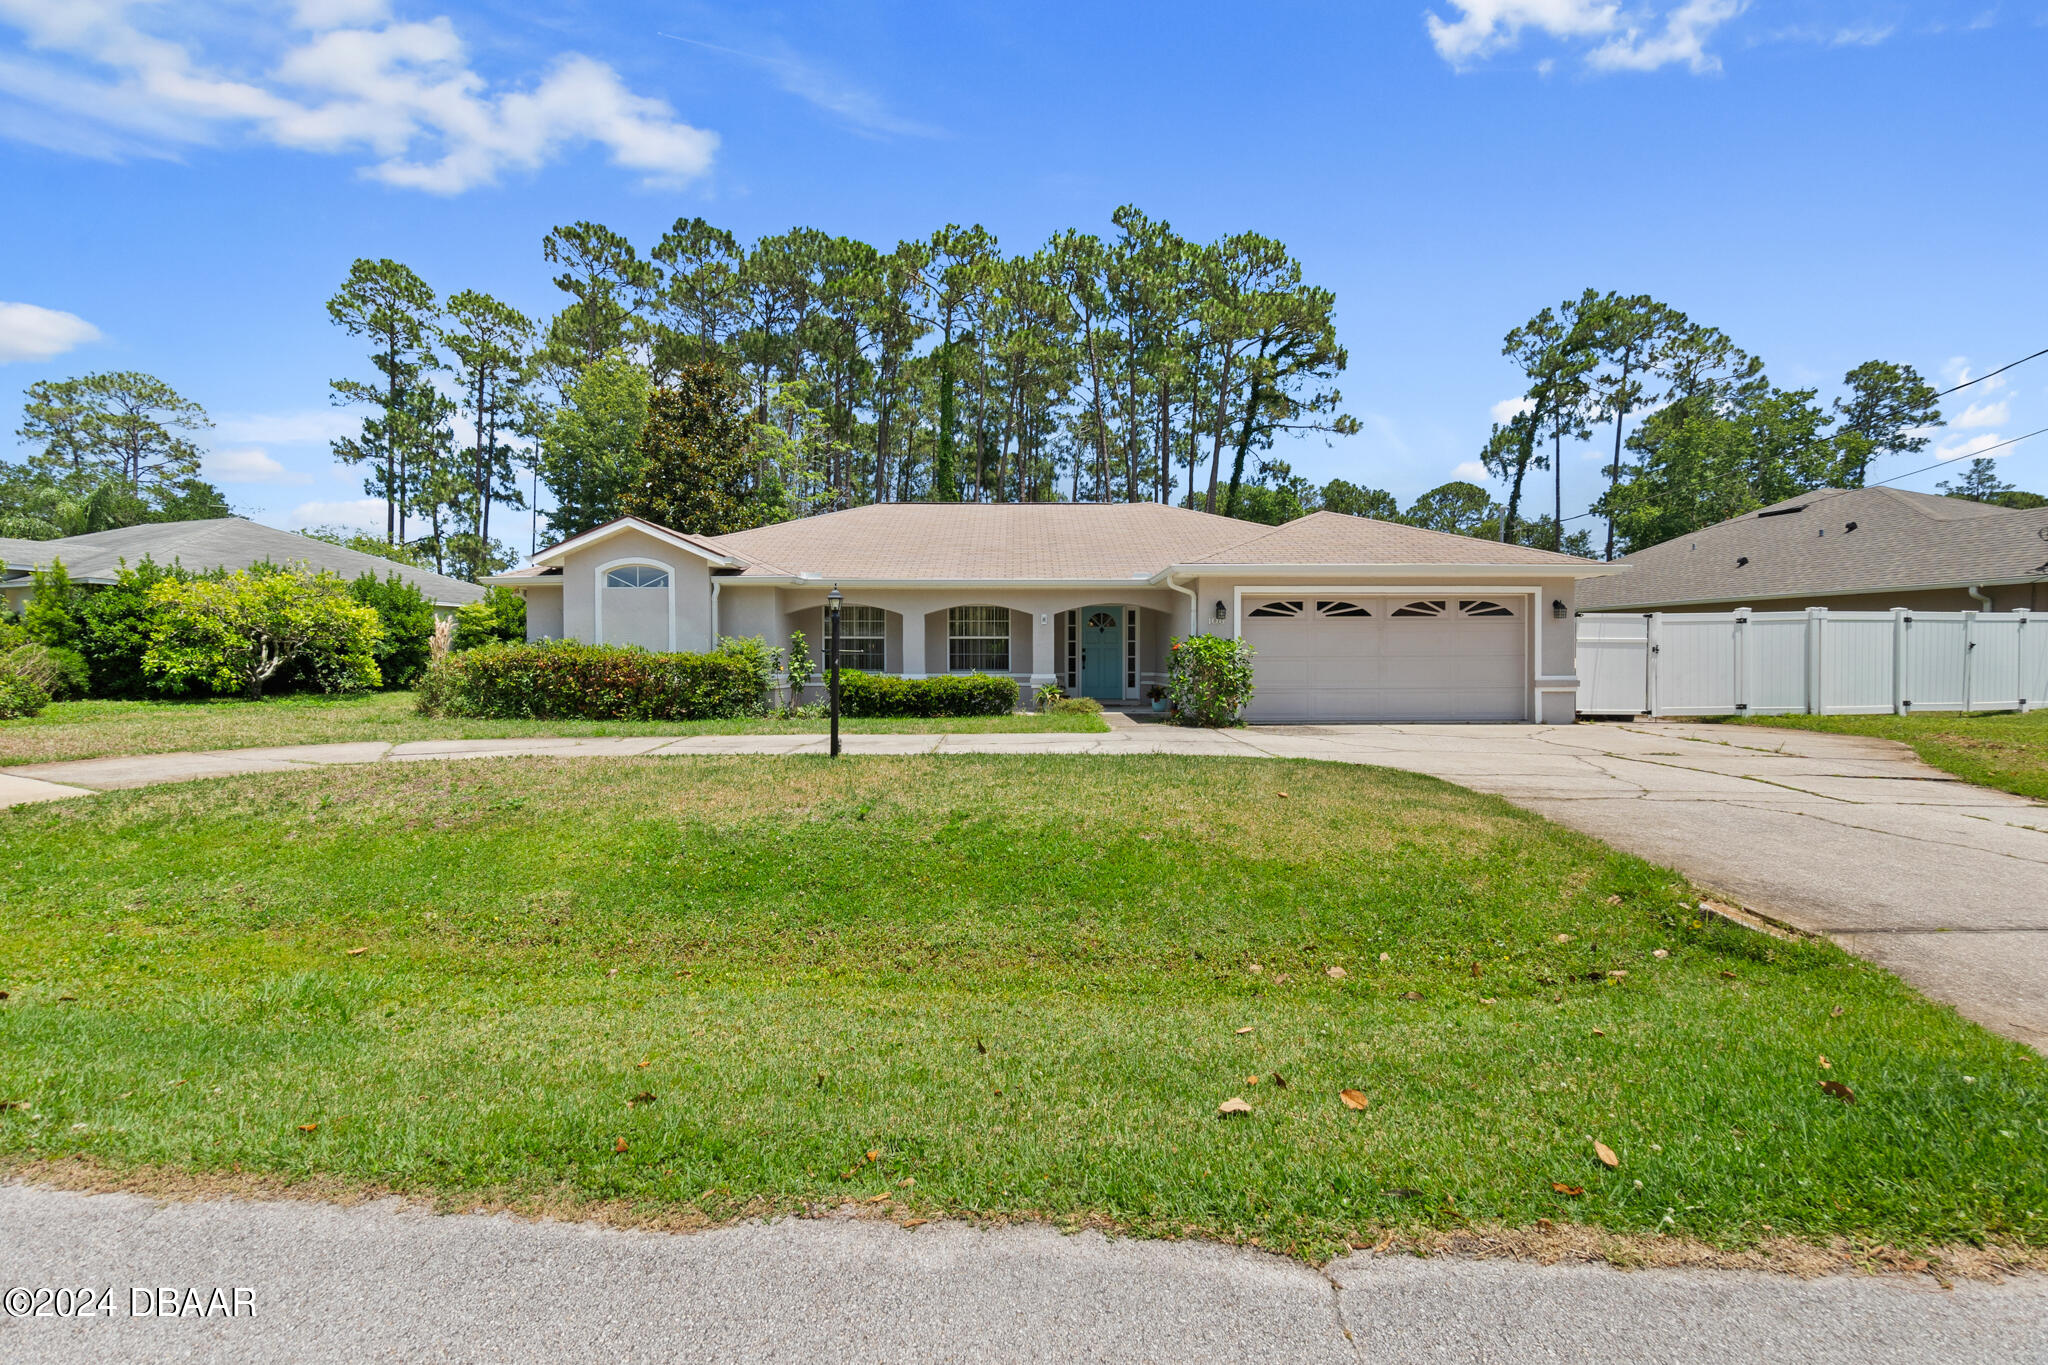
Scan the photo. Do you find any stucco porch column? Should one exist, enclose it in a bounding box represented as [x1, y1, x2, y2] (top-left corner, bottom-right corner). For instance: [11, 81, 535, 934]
[1029, 609, 1057, 700]
[899, 607, 928, 678]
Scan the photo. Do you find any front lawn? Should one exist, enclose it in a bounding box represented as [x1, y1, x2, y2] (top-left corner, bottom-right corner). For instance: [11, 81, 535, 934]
[2, 756, 2042, 1263]
[1730, 710, 2048, 803]
[0, 691, 1105, 766]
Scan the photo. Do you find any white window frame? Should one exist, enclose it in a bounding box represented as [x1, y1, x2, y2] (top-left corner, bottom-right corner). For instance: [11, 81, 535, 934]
[948, 605, 1012, 673]
[839, 604, 887, 672]
[595, 557, 675, 651]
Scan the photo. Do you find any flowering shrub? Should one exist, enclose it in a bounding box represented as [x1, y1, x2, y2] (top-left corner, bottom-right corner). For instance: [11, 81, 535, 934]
[415, 639, 766, 720]
[1166, 633, 1255, 726]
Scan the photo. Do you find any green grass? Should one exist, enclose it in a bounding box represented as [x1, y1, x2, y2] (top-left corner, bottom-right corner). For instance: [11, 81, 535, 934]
[2, 756, 2042, 1262]
[0, 691, 1105, 767]
[1729, 710, 2048, 803]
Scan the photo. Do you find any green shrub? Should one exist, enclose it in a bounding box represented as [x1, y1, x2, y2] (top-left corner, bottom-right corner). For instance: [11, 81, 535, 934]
[348, 572, 437, 688]
[1043, 695, 1102, 715]
[144, 570, 383, 700]
[453, 585, 527, 652]
[415, 640, 767, 720]
[3, 643, 89, 701]
[1167, 633, 1256, 726]
[0, 671, 49, 720]
[834, 670, 1018, 718]
[22, 560, 83, 651]
[76, 559, 187, 699]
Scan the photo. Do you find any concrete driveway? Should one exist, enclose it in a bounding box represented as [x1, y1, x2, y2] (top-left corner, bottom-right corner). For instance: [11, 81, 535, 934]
[7, 719, 2045, 1049]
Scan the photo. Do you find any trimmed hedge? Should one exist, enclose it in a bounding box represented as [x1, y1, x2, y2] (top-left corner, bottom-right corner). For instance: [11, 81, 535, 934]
[415, 640, 767, 721]
[833, 670, 1018, 718]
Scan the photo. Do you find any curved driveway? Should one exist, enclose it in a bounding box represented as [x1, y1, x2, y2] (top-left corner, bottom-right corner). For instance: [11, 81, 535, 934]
[5, 719, 2044, 1050]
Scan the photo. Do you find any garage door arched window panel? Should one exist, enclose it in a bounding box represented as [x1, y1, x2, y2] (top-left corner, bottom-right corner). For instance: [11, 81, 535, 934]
[1459, 599, 1517, 618]
[839, 604, 886, 671]
[948, 605, 1011, 672]
[1316, 600, 1371, 618]
[1247, 600, 1304, 618]
[605, 564, 670, 588]
[1391, 599, 1448, 618]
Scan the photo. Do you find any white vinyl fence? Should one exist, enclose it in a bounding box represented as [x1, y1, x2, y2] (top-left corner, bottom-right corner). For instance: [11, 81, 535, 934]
[1578, 608, 2046, 717]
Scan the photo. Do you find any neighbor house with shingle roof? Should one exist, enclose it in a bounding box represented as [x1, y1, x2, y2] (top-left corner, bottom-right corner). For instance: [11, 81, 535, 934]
[0, 518, 487, 614]
[1577, 487, 2048, 615]
[486, 504, 1625, 724]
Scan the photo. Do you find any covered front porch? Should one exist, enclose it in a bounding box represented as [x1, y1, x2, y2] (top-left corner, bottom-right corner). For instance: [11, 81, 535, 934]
[736, 587, 1190, 705]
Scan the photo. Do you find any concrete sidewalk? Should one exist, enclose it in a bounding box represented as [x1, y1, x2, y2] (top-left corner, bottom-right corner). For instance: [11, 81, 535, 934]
[7, 720, 2046, 1048]
[3, 1184, 2043, 1364]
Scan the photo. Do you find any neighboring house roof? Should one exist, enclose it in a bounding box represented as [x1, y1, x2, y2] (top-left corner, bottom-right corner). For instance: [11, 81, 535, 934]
[0, 518, 487, 606]
[499, 504, 1614, 586]
[1183, 510, 1600, 569]
[1578, 486, 2048, 611]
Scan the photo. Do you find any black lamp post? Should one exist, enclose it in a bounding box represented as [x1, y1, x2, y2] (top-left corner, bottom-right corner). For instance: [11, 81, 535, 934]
[826, 586, 842, 758]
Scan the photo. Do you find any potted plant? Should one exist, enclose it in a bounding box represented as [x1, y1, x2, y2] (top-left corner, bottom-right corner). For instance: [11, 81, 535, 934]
[1146, 683, 1169, 713]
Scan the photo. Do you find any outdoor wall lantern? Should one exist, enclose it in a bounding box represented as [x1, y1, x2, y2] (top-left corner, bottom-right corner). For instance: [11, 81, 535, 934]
[826, 586, 843, 759]
[1213, 600, 1227, 621]
[1552, 599, 1567, 620]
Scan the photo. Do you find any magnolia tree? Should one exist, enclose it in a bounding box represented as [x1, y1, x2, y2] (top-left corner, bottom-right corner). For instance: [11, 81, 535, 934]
[144, 569, 383, 699]
[1166, 633, 1255, 726]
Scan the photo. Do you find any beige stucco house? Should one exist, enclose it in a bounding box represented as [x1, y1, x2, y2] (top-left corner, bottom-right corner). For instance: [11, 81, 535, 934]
[486, 503, 1624, 724]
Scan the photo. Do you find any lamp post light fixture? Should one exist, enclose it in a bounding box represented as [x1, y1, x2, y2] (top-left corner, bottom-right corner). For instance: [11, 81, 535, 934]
[826, 586, 843, 758]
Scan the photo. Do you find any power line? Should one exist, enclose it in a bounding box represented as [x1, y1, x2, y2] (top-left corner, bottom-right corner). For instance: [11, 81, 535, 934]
[1934, 346, 2048, 401]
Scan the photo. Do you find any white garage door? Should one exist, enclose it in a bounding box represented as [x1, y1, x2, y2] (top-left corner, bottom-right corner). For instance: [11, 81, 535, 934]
[1241, 595, 1528, 723]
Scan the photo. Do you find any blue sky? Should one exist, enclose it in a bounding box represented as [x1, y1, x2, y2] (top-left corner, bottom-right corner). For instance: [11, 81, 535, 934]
[2, 0, 2043, 545]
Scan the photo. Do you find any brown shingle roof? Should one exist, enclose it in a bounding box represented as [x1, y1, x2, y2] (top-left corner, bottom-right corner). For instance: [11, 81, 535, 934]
[1578, 487, 2048, 610]
[702, 503, 1272, 580]
[1183, 510, 1600, 567]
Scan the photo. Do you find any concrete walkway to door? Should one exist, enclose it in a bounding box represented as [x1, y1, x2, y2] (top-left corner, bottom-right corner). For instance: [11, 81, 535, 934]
[5, 718, 2044, 1050]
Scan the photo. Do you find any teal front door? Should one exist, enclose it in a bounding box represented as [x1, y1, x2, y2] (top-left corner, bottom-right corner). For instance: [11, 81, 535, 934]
[1080, 606, 1123, 700]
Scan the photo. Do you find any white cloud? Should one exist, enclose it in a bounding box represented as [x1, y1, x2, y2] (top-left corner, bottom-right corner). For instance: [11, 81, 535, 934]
[659, 33, 941, 139]
[0, 1, 718, 193]
[1934, 433, 2002, 462]
[1426, 0, 1745, 73]
[216, 408, 361, 445]
[1957, 399, 2009, 429]
[1452, 460, 1491, 482]
[1490, 396, 1535, 424]
[288, 496, 386, 531]
[0, 300, 102, 363]
[205, 447, 312, 485]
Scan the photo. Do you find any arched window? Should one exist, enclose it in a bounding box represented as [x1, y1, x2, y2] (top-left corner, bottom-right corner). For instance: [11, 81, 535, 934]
[948, 606, 1011, 672]
[1391, 599, 1447, 618]
[1247, 599, 1304, 618]
[1316, 600, 1370, 618]
[605, 564, 669, 588]
[1459, 599, 1516, 618]
[839, 605, 886, 670]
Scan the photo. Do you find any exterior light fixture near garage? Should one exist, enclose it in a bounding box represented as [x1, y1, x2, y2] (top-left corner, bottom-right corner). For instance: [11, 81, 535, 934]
[1214, 600, 1227, 621]
[1552, 599, 1567, 620]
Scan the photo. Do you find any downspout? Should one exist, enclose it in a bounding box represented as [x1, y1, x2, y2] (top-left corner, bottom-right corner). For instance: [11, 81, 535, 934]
[710, 578, 722, 645]
[1165, 573, 1197, 637]
[1966, 584, 1992, 611]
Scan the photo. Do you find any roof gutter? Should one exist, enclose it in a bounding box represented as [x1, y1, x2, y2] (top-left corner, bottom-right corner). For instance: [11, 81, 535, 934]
[1148, 561, 1628, 583]
[1967, 584, 1993, 611]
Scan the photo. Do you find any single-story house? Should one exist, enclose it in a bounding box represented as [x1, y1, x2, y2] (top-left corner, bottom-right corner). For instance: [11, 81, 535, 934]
[1578, 486, 2048, 615]
[486, 503, 1623, 723]
[0, 518, 488, 616]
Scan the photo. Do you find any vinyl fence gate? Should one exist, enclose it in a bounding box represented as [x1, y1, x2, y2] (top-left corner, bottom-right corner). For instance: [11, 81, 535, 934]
[1577, 608, 2046, 717]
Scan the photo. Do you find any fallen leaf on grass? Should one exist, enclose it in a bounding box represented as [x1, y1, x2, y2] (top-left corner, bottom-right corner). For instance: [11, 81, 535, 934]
[1400, 991, 1423, 1002]
[1339, 1089, 1370, 1111]
[900, 1219, 929, 1229]
[1607, 970, 1628, 980]
[614, 1137, 629, 1153]
[1653, 949, 1669, 959]
[346, 947, 367, 957]
[1721, 971, 1739, 980]
[1830, 1005, 1845, 1018]
[1555, 933, 1574, 943]
[1379, 952, 1391, 962]
[1817, 1056, 1831, 1070]
[838, 1170, 855, 1181]
[1819, 1080, 1856, 1104]
[1593, 1140, 1619, 1168]
[1535, 1217, 1555, 1230]
[1469, 962, 1481, 977]
[1276, 791, 1288, 799]
[628, 1091, 657, 1107]
[637, 1058, 651, 1069]
[1326, 966, 1347, 980]
[1551, 1183, 1584, 1196]
[1235, 1026, 1253, 1035]
[976, 1038, 986, 1054]
[1271, 1073, 1287, 1089]
[1604, 894, 1622, 905]
[866, 1149, 881, 1162]
[1480, 997, 1497, 1004]
[898, 1177, 915, 1188]
[1246, 1075, 1261, 1085]
[1592, 1029, 1606, 1037]
[864, 1192, 891, 1204]
[1217, 1097, 1252, 1116]
[298, 1123, 318, 1132]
